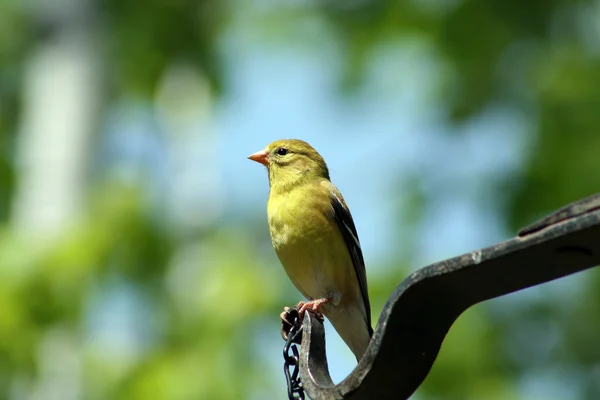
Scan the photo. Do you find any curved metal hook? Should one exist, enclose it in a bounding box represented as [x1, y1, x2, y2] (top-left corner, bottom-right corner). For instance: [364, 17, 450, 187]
[299, 193, 600, 399]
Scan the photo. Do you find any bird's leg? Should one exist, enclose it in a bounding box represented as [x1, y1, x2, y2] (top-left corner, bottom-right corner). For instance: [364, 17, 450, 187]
[297, 298, 330, 321]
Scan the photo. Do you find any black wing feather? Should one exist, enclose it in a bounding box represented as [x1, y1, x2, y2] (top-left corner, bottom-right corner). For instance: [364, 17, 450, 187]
[331, 194, 373, 336]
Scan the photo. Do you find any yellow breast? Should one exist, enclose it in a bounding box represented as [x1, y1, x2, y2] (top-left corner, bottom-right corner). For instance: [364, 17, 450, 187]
[267, 182, 354, 304]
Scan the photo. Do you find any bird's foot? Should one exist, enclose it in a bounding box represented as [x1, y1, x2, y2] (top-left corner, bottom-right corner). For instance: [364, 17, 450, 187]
[297, 298, 329, 321]
[280, 299, 329, 342]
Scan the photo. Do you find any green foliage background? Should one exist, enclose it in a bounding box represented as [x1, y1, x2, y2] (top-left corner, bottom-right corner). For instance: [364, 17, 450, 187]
[1, 0, 599, 399]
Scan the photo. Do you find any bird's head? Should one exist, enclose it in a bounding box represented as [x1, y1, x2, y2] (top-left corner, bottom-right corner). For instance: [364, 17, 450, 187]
[248, 139, 330, 191]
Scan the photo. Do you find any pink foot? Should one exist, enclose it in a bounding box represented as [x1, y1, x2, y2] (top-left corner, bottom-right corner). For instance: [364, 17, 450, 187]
[297, 298, 330, 321]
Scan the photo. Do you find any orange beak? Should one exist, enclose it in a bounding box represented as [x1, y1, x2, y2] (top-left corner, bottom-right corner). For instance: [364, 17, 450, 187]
[248, 149, 269, 166]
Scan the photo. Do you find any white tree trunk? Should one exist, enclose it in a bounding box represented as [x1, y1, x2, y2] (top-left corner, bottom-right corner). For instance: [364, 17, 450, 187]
[12, 27, 100, 244]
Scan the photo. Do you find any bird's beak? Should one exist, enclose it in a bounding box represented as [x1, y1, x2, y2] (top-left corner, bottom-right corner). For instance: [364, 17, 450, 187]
[248, 149, 269, 166]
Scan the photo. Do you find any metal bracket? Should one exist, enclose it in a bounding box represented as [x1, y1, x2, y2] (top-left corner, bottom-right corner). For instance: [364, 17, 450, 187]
[298, 193, 600, 399]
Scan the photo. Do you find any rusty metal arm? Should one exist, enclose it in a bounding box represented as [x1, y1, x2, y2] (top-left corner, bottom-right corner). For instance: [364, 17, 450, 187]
[299, 193, 600, 400]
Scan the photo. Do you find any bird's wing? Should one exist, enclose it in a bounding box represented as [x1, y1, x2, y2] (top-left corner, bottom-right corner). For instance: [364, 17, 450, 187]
[329, 186, 373, 335]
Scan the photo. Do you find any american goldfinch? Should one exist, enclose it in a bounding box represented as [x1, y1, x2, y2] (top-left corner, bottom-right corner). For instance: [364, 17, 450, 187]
[248, 139, 373, 360]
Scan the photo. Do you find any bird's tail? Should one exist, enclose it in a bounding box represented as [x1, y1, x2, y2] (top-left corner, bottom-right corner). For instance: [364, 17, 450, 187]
[324, 304, 372, 361]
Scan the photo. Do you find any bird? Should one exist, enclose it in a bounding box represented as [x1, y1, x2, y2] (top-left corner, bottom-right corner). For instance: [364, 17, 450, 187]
[248, 139, 373, 360]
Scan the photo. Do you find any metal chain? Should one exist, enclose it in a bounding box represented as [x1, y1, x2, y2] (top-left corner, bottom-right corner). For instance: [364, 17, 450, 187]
[282, 313, 304, 399]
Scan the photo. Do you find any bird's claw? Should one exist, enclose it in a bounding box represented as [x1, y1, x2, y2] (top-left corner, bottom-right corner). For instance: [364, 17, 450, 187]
[280, 299, 329, 342]
[297, 298, 328, 321]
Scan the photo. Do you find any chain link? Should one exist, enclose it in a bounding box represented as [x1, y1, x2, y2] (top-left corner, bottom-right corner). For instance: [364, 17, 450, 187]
[282, 310, 304, 399]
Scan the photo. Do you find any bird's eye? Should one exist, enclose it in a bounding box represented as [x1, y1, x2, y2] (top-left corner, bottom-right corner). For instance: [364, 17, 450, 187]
[276, 147, 288, 156]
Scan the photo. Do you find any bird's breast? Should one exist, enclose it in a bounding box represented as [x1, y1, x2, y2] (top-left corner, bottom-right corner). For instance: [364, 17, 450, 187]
[266, 187, 353, 304]
[267, 189, 328, 250]
[267, 197, 310, 251]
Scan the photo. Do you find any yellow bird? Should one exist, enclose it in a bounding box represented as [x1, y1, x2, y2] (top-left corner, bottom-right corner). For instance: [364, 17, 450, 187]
[248, 139, 372, 360]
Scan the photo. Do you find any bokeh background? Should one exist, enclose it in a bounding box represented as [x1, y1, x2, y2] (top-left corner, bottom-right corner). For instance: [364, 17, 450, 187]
[1, 0, 600, 399]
